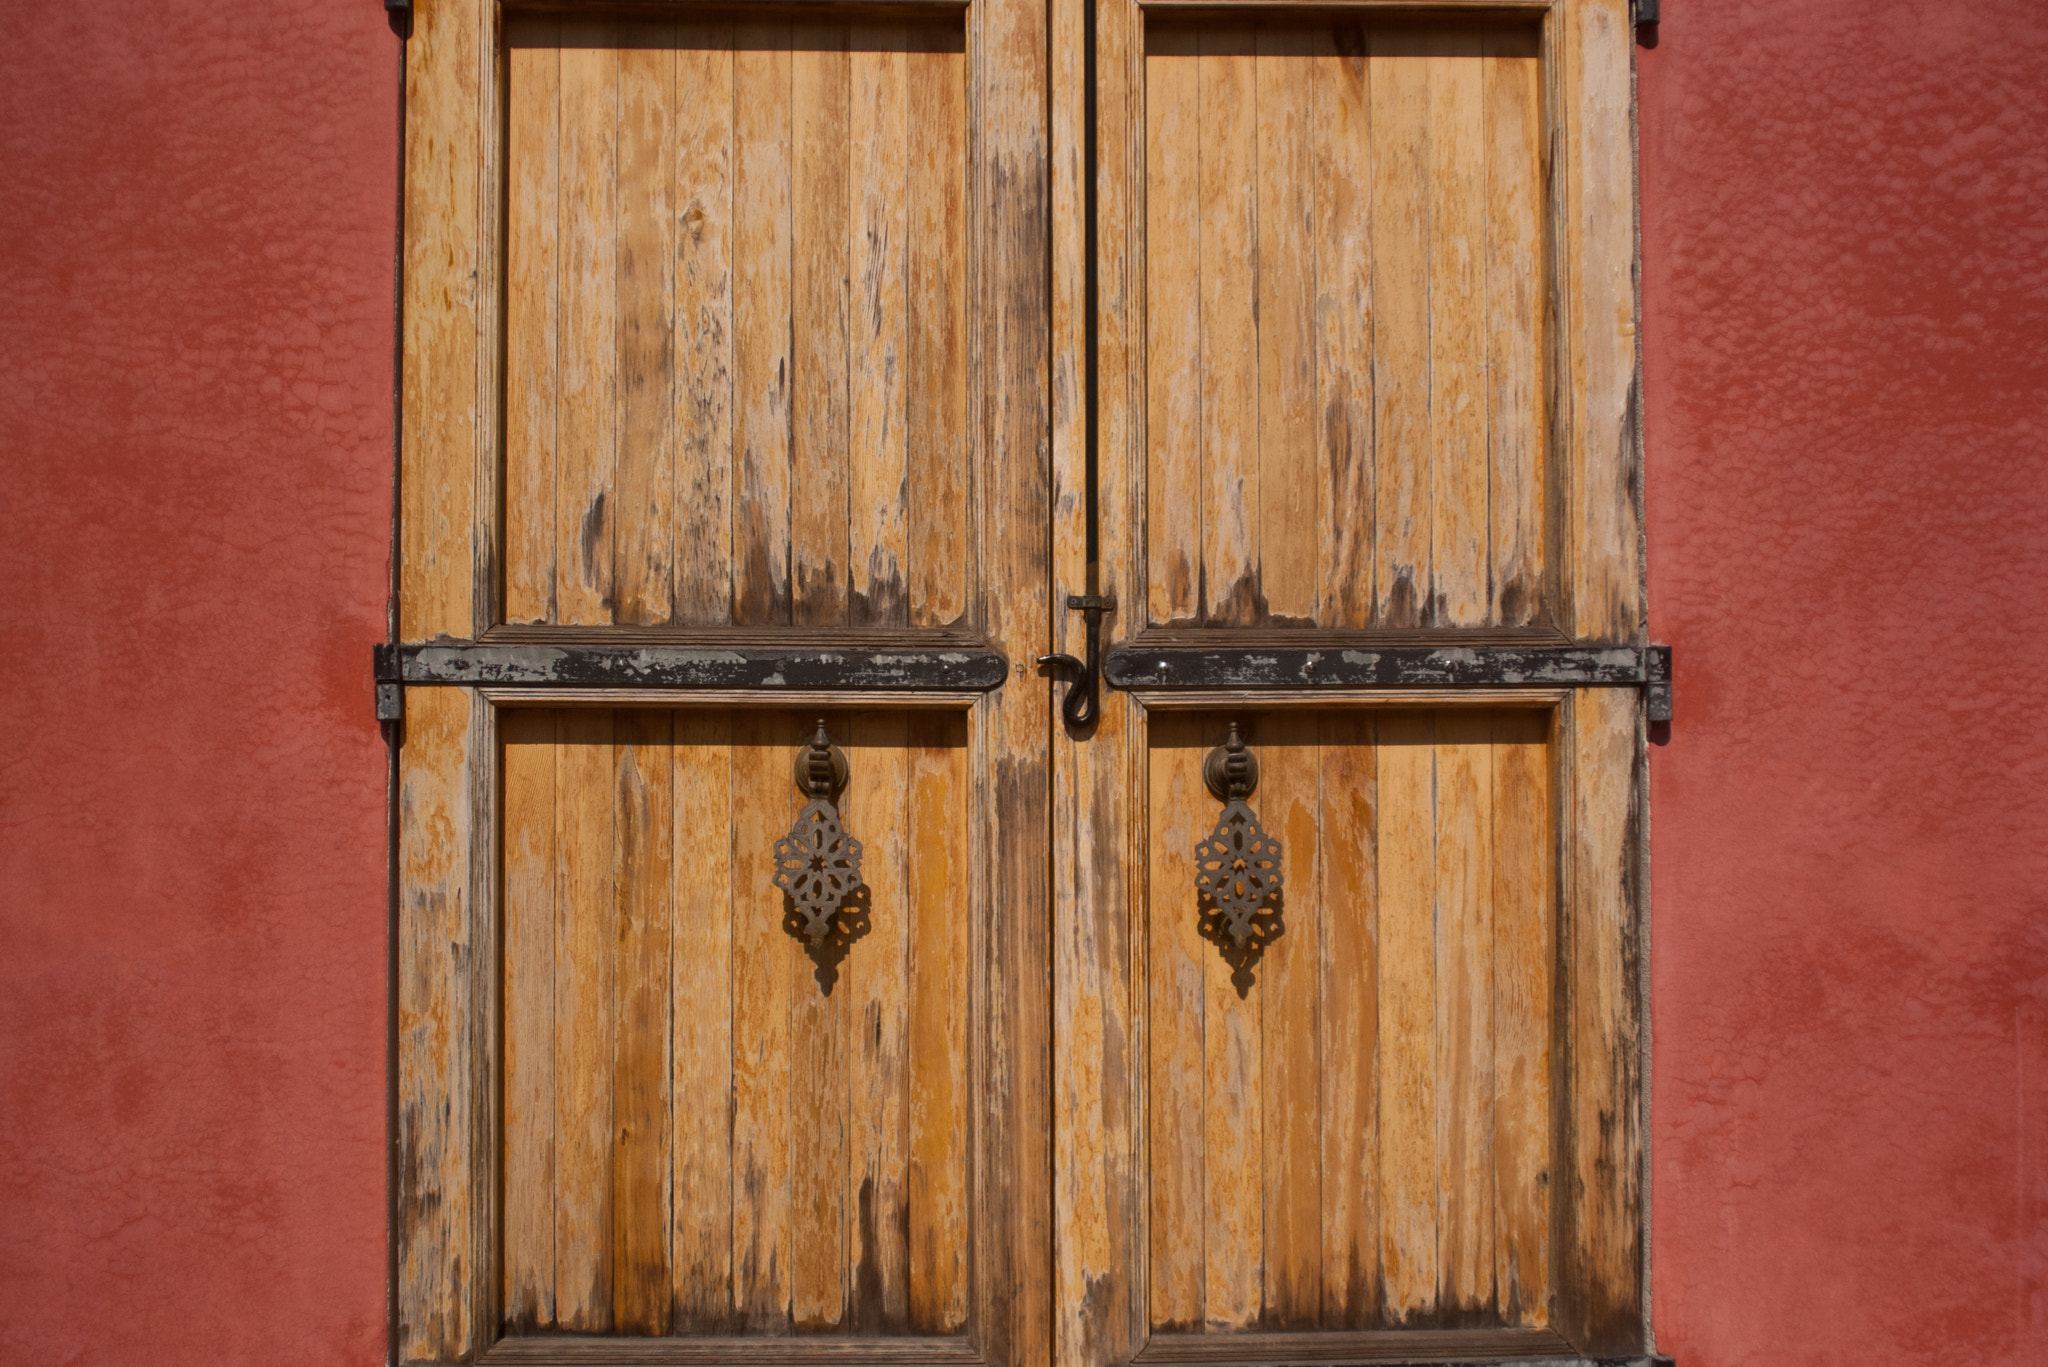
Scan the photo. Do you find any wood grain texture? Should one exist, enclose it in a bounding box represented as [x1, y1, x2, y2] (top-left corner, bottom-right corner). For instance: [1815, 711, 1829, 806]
[1317, 711, 1380, 1328]
[613, 710, 676, 1332]
[1489, 709, 1551, 1325]
[615, 35, 679, 627]
[505, 709, 560, 1331]
[556, 707, 618, 1329]
[848, 37, 911, 627]
[1140, 21, 1552, 632]
[791, 30, 853, 629]
[1368, 31, 1432, 630]
[1254, 29, 1318, 626]
[1312, 25, 1374, 629]
[732, 25, 796, 626]
[503, 20, 972, 631]
[1051, 0, 1145, 1355]
[1257, 711, 1321, 1326]
[1432, 710, 1495, 1315]
[1482, 32, 1545, 629]
[557, 26, 621, 627]
[1425, 36, 1487, 628]
[905, 712, 971, 1333]
[674, 25, 737, 626]
[497, 710, 978, 1341]
[507, 30, 562, 627]
[1560, 0, 1642, 643]
[672, 712, 736, 1331]
[905, 28, 970, 628]
[401, 0, 484, 644]
[1373, 709, 1437, 1319]
[1558, 688, 1644, 1353]
[1195, 28, 1259, 629]
[1141, 709, 1558, 1336]
[398, 685, 482, 1361]
[1143, 24, 1202, 629]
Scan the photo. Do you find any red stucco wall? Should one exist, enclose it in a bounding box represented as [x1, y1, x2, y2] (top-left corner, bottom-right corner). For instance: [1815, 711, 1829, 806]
[0, 3, 398, 1363]
[1638, 1, 2048, 1362]
[2, 0, 2043, 1364]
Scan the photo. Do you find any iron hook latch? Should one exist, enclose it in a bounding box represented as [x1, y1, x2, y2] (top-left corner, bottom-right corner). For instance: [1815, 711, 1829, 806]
[1039, 594, 1114, 730]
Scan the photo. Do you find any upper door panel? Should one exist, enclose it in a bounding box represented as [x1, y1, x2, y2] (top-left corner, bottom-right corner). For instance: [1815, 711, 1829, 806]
[504, 16, 972, 631]
[1142, 18, 1549, 634]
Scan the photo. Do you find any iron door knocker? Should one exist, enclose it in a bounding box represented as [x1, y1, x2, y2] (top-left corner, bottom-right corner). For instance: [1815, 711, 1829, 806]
[1193, 722, 1283, 945]
[771, 721, 864, 945]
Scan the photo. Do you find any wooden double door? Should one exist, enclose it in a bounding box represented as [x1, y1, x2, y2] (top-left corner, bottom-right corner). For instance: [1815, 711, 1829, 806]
[392, 0, 1648, 1364]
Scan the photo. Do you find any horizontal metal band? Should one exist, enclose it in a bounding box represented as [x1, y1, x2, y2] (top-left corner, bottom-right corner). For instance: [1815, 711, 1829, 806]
[1104, 643, 1671, 691]
[377, 642, 1009, 692]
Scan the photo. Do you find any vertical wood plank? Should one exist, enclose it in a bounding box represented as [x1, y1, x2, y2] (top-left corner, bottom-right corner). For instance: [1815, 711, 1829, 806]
[1258, 711, 1321, 1326]
[613, 710, 675, 1333]
[399, 0, 481, 646]
[1255, 31, 1318, 626]
[555, 707, 617, 1330]
[791, 713, 849, 1330]
[1433, 710, 1496, 1315]
[1490, 708, 1552, 1325]
[971, 0, 1055, 1351]
[846, 712, 912, 1329]
[1368, 33, 1430, 628]
[1144, 29, 1201, 628]
[731, 710, 793, 1331]
[1202, 719, 1262, 1328]
[1376, 710, 1436, 1321]
[1313, 28, 1375, 629]
[905, 27, 969, 628]
[396, 688, 479, 1358]
[1563, 0, 1643, 642]
[1147, 712, 1207, 1330]
[557, 27, 621, 626]
[672, 710, 736, 1331]
[674, 26, 737, 626]
[1484, 33, 1545, 628]
[1560, 688, 1644, 1351]
[615, 30, 678, 625]
[1198, 28, 1260, 627]
[1318, 711, 1380, 1328]
[906, 710, 970, 1332]
[849, 29, 912, 626]
[503, 708, 558, 1330]
[1051, 0, 1142, 1354]
[732, 27, 794, 626]
[1425, 37, 1489, 628]
[506, 30, 561, 625]
[792, 28, 853, 627]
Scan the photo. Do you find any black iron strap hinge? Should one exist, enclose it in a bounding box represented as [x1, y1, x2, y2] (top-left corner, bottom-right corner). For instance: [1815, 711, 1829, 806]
[1102, 641, 1674, 721]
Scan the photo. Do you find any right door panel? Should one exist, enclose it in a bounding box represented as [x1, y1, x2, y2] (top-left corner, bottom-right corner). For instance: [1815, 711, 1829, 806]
[1142, 709, 1554, 1335]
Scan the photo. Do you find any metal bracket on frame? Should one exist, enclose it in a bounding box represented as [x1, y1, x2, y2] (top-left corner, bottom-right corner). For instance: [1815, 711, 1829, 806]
[373, 643, 404, 723]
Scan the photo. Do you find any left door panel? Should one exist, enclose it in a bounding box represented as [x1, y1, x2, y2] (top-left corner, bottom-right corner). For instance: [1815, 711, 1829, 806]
[395, 0, 1053, 1360]
[499, 708, 973, 1338]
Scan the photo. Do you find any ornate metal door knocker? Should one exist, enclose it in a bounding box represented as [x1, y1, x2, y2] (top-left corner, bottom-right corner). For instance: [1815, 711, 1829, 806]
[1194, 722, 1283, 945]
[771, 721, 864, 945]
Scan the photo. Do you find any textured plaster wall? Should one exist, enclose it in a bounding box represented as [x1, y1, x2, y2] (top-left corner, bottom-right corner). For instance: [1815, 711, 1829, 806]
[1638, 1, 2048, 1362]
[0, 2, 398, 1363]
[1, 0, 2044, 1363]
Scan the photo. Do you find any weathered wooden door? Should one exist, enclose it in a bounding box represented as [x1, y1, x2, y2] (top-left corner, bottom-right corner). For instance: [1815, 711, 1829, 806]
[395, 0, 1053, 1361]
[394, 0, 1649, 1362]
[1045, 0, 1650, 1363]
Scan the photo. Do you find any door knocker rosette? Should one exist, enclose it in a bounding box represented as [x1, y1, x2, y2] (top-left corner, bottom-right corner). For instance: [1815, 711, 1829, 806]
[771, 720, 864, 945]
[1194, 722, 1283, 945]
